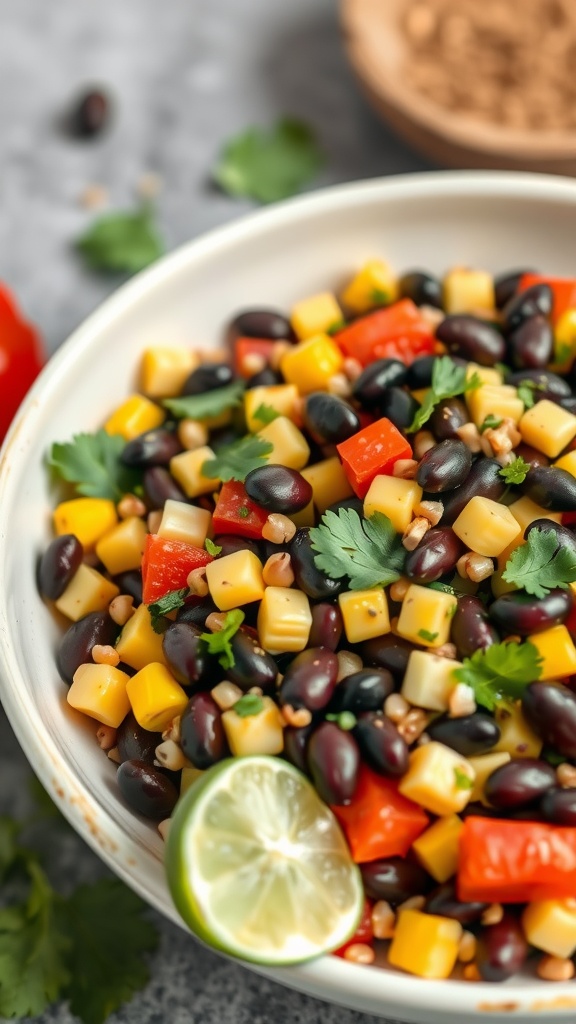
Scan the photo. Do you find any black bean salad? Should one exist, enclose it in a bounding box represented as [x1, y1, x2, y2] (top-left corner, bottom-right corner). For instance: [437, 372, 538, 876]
[38, 260, 576, 980]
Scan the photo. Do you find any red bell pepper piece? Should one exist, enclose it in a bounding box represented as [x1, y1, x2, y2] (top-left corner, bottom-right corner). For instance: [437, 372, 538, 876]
[518, 274, 576, 325]
[0, 284, 44, 441]
[141, 534, 213, 605]
[337, 418, 413, 498]
[334, 299, 435, 367]
[234, 337, 276, 378]
[331, 765, 428, 864]
[333, 898, 374, 957]
[211, 480, 270, 539]
[458, 817, 576, 903]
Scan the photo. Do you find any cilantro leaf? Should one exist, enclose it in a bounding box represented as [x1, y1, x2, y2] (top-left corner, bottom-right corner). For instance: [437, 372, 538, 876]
[371, 288, 391, 306]
[200, 609, 245, 669]
[205, 538, 222, 556]
[326, 319, 346, 336]
[48, 430, 140, 501]
[499, 455, 530, 485]
[148, 587, 189, 632]
[310, 508, 405, 590]
[480, 414, 503, 432]
[418, 629, 439, 642]
[454, 641, 543, 711]
[0, 817, 21, 882]
[408, 357, 482, 432]
[202, 433, 272, 482]
[517, 379, 542, 409]
[76, 203, 164, 274]
[233, 694, 264, 718]
[454, 767, 474, 791]
[213, 118, 323, 204]
[326, 711, 358, 731]
[163, 380, 244, 421]
[252, 403, 281, 425]
[502, 527, 576, 598]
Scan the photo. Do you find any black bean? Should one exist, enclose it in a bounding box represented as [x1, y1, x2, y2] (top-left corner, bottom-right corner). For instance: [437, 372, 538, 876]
[427, 712, 500, 757]
[485, 758, 556, 809]
[176, 595, 218, 627]
[352, 359, 408, 407]
[441, 459, 507, 524]
[244, 464, 312, 514]
[361, 635, 412, 679]
[430, 398, 469, 441]
[540, 786, 576, 826]
[121, 428, 182, 468]
[302, 392, 360, 445]
[210, 425, 242, 452]
[522, 466, 576, 511]
[560, 396, 576, 415]
[307, 722, 360, 805]
[503, 282, 553, 333]
[476, 913, 528, 982]
[407, 355, 438, 389]
[162, 621, 214, 687]
[490, 589, 573, 637]
[213, 534, 261, 558]
[326, 496, 364, 517]
[112, 570, 143, 606]
[514, 443, 549, 470]
[290, 529, 344, 599]
[180, 693, 229, 768]
[283, 724, 313, 774]
[436, 316, 506, 366]
[404, 526, 464, 584]
[508, 314, 553, 370]
[116, 712, 157, 764]
[226, 308, 295, 345]
[506, 368, 571, 399]
[308, 603, 343, 651]
[425, 882, 488, 924]
[68, 87, 111, 137]
[246, 367, 282, 388]
[522, 681, 576, 759]
[183, 362, 234, 395]
[227, 630, 278, 692]
[354, 712, 408, 776]
[38, 534, 83, 601]
[375, 387, 420, 431]
[494, 269, 533, 311]
[398, 270, 443, 309]
[417, 439, 473, 493]
[451, 595, 500, 659]
[116, 759, 179, 821]
[56, 611, 117, 685]
[525, 518, 576, 556]
[278, 647, 338, 712]
[143, 466, 187, 507]
[331, 669, 395, 715]
[362, 857, 431, 904]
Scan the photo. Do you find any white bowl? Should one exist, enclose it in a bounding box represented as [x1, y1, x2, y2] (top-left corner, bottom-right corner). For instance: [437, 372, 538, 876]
[3, 171, 576, 1024]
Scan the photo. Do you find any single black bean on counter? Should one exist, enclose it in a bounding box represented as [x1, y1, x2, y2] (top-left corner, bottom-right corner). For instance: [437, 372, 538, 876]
[182, 362, 235, 395]
[226, 308, 295, 345]
[430, 397, 469, 440]
[476, 914, 528, 982]
[494, 269, 533, 311]
[244, 465, 312, 514]
[521, 466, 576, 511]
[306, 721, 360, 805]
[290, 529, 344, 600]
[404, 526, 465, 584]
[507, 315, 553, 370]
[427, 712, 501, 757]
[361, 857, 432, 905]
[121, 428, 182, 467]
[484, 758, 556, 809]
[354, 712, 409, 777]
[489, 589, 573, 637]
[416, 439, 472, 493]
[302, 392, 360, 445]
[522, 681, 576, 759]
[56, 611, 118, 685]
[352, 358, 408, 407]
[38, 533, 83, 601]
[436, 315, 506, 366]
[116, 712, 158, 764]
[398, 270, 443, 309]
[180, 693, 229, 768]
[68, 87, 111, 137]
[451, 595, 499, 658]
[503, 282, 553, 334]
[117, 759, 179, 820]
[278, 647, 338, 712]
[330, 669, 395, 715]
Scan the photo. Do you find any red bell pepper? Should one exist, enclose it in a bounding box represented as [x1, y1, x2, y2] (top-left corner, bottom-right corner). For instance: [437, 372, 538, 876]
[0, 284, 44, 441]
[234, 336, 276, 378]
[333, 898, 374, 957]
[141, 534, 213, 605]
[212, 480, 270, 539]
[337, 417, 413, 498]
[331, 765, 428, 864]
[334, 299, 435, 367]
[518, 274, 576, 325]
[458, 817, 576, 903]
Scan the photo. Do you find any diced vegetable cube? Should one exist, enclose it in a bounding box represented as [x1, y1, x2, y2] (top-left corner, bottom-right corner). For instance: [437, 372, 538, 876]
[126, 662, 189, 732]
[554, 449, 576, 477]
[528, 624, 576, 680]
[95, 516, 148, 575]
[508, 495, 562, 531]
[341, 259, 399, 314]
[257, 586, 312, 654]
[334, 299, 434, 367]
[338, 588, 390, 643]
[388, 909, 462, 979]
[211, 480, 269, 538]
[157, 500, 212, 548]
[401, 651, 462, 711]
[290, 292, 343, 340]
[301, 456, 353, 512]
[169, 446, 220, 497]
[257, 416, 310, 470]
[493, 704, 542, 759]
[53, 497, 118, 552]
[331, 764, 428, 863]
[468, 751, 511, 804]
[206, 549, 265, 611]
[115, 603, 168, 670]
[104, 394, 165, 441]
[396, 584, 457, 648]
[67, 663, 131, 727]
[518, 274, 576, 325]
[244, 384, 300, 432]
[280, 334, 344, 394]
[139, 346, 198, 398]
[452, 496, 521, 557]
[363, 475, 423, 533]
[222, 697, 284, 756]
[398, 742, 475, 816]
[519, 399, 576, 458]
[466, 362, 503, 386]
[337, 418, 413, 499]
[141, 534, 213, 604]
[466, 384, 524, 429]
[412, 815, 463, 883]
[443, 267, 495, 315]
[522, 900, 576, 958]
[55, 564, 119, 621]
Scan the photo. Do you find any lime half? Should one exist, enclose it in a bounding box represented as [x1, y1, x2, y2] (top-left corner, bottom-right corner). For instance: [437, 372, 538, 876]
[166, 756, 364, 965]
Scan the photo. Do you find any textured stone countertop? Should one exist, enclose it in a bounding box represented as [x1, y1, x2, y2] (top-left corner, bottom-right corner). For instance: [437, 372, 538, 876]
[0, 1, 431, 1021]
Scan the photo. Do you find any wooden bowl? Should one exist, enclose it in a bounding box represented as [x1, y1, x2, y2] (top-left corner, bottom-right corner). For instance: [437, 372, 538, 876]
[341, 0, 576, 173]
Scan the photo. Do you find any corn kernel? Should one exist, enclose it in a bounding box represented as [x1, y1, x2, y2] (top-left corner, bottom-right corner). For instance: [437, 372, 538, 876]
[468, 752, 511, 804]
[115, 603, 168, 670]
[244, 384, 300, 432]
[363, 475, 423, 534]
[301, 456, 353, 513]
[290, 292, 343, 340]
[508, 496, 562, 532]
[396, 584, 457, 648]
[401, 651, 462, 711]
[523, 901, 576, 959]
[412, 815, 463, 883]
[338, 588, 390, 644]
[257, 586, 312, 654]
[157, 499, 212, 547]
[206, 550, 265, 611]
[443, 267, 495, 315]
[55, 564, 119, 621]
[139, 346, 198, 398]
[493, 704, 542, 759]
[554, 308, 576, 368]
[180, 766, 205, 795]
[554, 449, 576, 477]
[399, 741, 475, 816]
[126, 662, 189, 732]
[388, 908, 462, 979]
[169, 446, 220, 497]
[222, 696, 284, 756]
[466, 385, 524, 429]
[104, 394, 165, 441]
[453, 496, 521, 557]
[528, 624, 576, 680]
[53, 497, 117, 552]
[257, 416, 310, 470]
[280, 335, 344, 394]
[520, 400, 576, 458]
[95, 516, 148, 576]
[341, 260, 399, 314]
[466, 363, 503, 387]
[67, 663, 131, 727]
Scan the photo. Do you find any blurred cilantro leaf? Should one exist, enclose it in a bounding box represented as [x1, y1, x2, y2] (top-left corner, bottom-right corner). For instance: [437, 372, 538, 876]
[213, 118, 323, 204]
[76, 203, 164, 273]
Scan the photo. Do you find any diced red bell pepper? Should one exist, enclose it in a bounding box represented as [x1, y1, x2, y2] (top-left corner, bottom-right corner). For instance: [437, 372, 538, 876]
[211, 480, 270, 539]
[337, 418, 413, 498]
[0, 284, 44, 441]
[334, 299, 435, 367]
[141, 534, 213, 605]
[333, 898, 374, 957]
[234, 337, 276, 378]
[518, 274, 576, 325]
[458, 817, 576, 903]
[331, 765, 429, 864]
[562, 511, 576, 527]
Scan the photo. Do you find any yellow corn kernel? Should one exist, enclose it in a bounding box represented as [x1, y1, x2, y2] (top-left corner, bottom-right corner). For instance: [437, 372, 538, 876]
[389, 908, 462, 979]
[338, 588, 390, 644]
[115, 603, 168, 671]
[363, 475, 423, 534]
[520, 400, 576, 458]
[53, 497, 118, 552]
[468, 752, 511, 804]
[508, 495, 562, 532]
[139, 346, 198, 398]
[288, 500, 315, 529]
[104, 394, 165, 441]
[180, 766, 204, 795]
[67, 663, 131, 727]
[257, 586, 312, 654]
[341, 259, 399, 314]
[222, 696, 284, 756]
[412, 815, 463, 883]
[399, 742, 475, 816]
[206, 550, 265, 611]
[522, 901, 576, 959]
[55, 564, 119, 622]
[401, 651, 462, 711]
[553, 308, 576, 369]
[411, 387, 429, 405]
[466, 384, 524, 429]
[466, 363, 503, 387]
[280, 335, 344, 394]
[290, 292, 343, 340]
[169, 446, 220, 498]
[443, 267, 495, 315]
[396, 584, 457, 649]
[491, 567, 518, 598]
[244, 384, 300, 432]
[257, 416, 310, 470]
[126, 662, 189, 732]
[493, 703, 542, 759]
[95, 516, 148, 576]
[555, 449, 576, 477]
[301, 456, 353, 513]
[157, 499, 212, 547]
[529, 624, 576, 680]
[453, 496, 521, 557]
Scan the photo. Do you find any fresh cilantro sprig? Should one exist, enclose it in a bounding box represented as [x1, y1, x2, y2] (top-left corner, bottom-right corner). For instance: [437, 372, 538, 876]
[309, 508, 406, 590]
[48, 430, 141, 500]
[503, 527, 576, 598]
[454, 767, 474, 791]
[233, 694, 264, 718]
[148, 587, 189, 632]
[517, 379, 543, 409]
[202, 434, 272, 482]
[200, 609, 245, 669]
[213, 118, 323, 204]
[454, 641, 543, 711]
[252, 403, 280, 425]
[205, 538, 222, 556]
[163, 380, 244, 421]
[480, 414, 503, 432]
[76, 202, 164, 274]
[408, 356, 481, 432]
[499, 455, 530, 485]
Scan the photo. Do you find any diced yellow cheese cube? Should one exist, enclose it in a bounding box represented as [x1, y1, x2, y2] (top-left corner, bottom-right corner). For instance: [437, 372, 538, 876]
[508, 495, 562, 532]
[67, 663, 131, 727]
[180, 766, 204, 795]
[466, 385, 524, 429]
[522, 900, 576, 959]
[244, 384, 300, 433]
[222, 696, 284, 756]
[301, 456, 353, 513]
[554, 449, 576, 477]
[399, 741, 475, 816]
[115, 603, 167, 670]
[126, 662, 188, 732]
[554, 308, 576, 369]
[466, 363, 503, 386]
[139, 346, 198, 398]
[490, 567, 518, 598]
[396, 584, 457, 648]
[468, 752, 511, 804]
[443, 267, 495, 315]
[289, 500, 315, 529]
[257, 586, 312, 654]
[529, 624, 576, 680]
[157, 499, 212, 547]
[338, 588, 390, 644]
[95, 516, 148, 576]
[169, 446, 220, 498]
[363, 475, 423, 534]
[520, 400, 576, 458]
[290, 292, 343, 340]
[493, 704, 542, 759]
[388, 909, 462, 979]
[401, 651, 462, 711]
[104, 394, 165, 441]
[453, 496, 521, 557]
[257, 416, 310, 470]
[341, 259, 399, 314]
[206, 550, 265, 611]
[412, 815, 463, 883]
[55, 564, 119, 621]
[280, 335, 344, 394]
[53, 497, 118, 552]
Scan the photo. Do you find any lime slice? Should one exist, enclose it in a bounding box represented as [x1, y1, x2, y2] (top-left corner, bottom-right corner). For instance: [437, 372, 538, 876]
[165, 755, 364, 965]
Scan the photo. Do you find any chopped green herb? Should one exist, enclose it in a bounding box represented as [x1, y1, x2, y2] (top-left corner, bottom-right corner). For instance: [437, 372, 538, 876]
[252, 403, 280, 425]
[480, 414, 503, 433]
[213, 118, 323, 204]
[233, 694, 265, 718]
[163, 380, 244, 422]
[517, 379, 543, 409]
[499, 455, 530, 485]
[503, 526, 576, 598]
[202, 433, 272, 483]
[326, 319, 346, 336]
[205, 538, 222, 556]
[48, 430, 141, 501]
[555, 342, 573, 365]
[76, 202, 164, 274]
[428, 581, 457, 596]
[237, 506, 251, 519]
[310, 508, 406, 590]
[454, 641, 543, 711]
[148, 588, 189, 632]
[200, 609, 245, 670]
[543, 749, 568, 767]
[418, 629, 439, 642]
[325, 711, 358, 731]
[371, 288, 390, 306]
[408, 356, 482, 433]
[454, 767, 474, 791]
